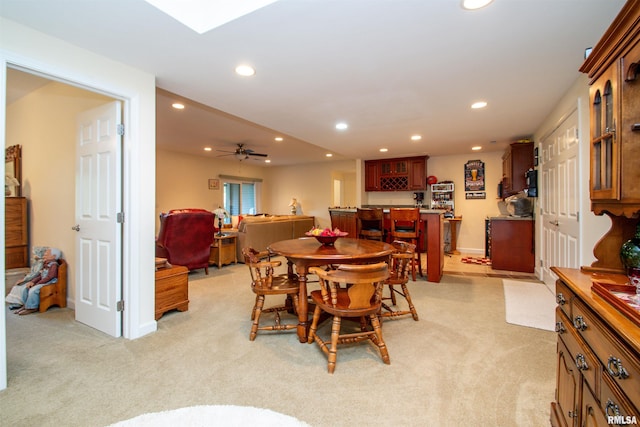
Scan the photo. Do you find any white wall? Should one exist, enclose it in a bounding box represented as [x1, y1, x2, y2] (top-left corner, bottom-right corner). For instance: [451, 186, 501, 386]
[1, 17, 157, 390]
[155, 149, 268, 229]
[263, 159, 357, 230]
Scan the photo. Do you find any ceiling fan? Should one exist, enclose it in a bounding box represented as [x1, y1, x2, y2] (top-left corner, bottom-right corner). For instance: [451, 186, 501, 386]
[216, 143, 268, 161]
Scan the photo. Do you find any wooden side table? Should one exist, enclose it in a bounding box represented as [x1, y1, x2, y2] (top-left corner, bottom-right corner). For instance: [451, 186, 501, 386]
[209, 233, 238, 268]
[155, 264, 189, 320]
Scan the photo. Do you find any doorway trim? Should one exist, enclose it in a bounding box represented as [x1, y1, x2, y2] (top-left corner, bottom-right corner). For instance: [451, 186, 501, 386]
[1, 19, 158, 390]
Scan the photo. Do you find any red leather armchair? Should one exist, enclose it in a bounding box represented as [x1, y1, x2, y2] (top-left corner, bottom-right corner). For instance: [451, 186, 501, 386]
[155, 209, 215, 274]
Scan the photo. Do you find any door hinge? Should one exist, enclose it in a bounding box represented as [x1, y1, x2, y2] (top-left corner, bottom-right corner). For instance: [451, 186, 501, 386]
[574, 128, 579, 140]
[540, 259, 544, 267]
[117, 123, 124, 136]
[117, 300, 124, 312]
[117, 212, 125, 223]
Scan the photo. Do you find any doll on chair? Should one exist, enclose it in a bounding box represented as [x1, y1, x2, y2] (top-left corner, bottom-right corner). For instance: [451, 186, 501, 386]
[5, 246, 62, 315]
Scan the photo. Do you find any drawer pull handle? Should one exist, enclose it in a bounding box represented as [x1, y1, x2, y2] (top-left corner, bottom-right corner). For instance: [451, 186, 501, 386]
[575, 353, 589, 371]
[568, 409, 578, 418]
[555, 321, 566, 334]
[607, 356, 630, 379]
[573, 315, 587, 331]
[556, 293, 566, 305]
[605, 399, 621, 417]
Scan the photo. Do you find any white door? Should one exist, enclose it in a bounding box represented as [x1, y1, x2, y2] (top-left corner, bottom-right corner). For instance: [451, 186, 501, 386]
[75, 101, 123, 337]
[541, 108, 580, 286]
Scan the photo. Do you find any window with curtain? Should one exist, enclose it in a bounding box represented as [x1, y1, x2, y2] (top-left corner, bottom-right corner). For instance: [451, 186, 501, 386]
[223, 181, 257, 222]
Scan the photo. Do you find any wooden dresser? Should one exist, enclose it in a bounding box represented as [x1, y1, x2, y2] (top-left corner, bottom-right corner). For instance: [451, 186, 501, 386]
[5, 197, 28, 269]
[550, 267, 639, 427]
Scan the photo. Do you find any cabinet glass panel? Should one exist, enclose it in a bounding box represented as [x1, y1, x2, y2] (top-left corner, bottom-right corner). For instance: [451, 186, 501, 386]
[594, 91, 602, 137]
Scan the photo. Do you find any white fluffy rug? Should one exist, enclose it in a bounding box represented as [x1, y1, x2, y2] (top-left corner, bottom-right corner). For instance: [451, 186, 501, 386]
[503, 279, 556, 332]
[108, 405, 311, 427]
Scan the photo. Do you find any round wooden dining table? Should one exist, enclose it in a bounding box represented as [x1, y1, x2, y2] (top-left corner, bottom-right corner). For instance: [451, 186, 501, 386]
[268, 237, 394, 343]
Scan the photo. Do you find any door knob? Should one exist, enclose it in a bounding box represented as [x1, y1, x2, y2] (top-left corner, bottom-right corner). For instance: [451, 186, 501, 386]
[71, 225, 80, 231]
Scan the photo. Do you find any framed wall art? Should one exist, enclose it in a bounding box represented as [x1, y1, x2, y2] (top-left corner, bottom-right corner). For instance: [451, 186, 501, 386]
[208, 178, 220, 190]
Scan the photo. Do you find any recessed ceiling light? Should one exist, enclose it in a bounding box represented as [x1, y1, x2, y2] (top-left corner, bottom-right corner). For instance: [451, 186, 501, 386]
[335, 122, 348, 131]
[411, 135, 422, 141]
[265, 159, 271, 163]
[471, 101, 488, 109]
[235, 65, 256, 76]
[274, 137, 283, 142]
[472, 146, 482, 151]
[204, 147, 212, 152]
[172, 103, 185, 109]
[380, 148, 388, 153]
[326, 153, 333, 157]
[462, 0, 494, 10]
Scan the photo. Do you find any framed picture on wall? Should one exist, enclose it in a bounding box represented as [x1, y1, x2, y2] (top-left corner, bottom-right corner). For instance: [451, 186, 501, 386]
[208, 178, 220, 190]
[464, 160, 485, 192]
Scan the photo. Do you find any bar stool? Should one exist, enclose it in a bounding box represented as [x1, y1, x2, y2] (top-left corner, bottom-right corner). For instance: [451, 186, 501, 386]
[389, 208, 423, 280]
[356, 208, 385, 241]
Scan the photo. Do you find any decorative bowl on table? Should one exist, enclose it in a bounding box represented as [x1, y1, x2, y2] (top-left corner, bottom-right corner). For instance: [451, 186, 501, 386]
[305, 228, 348, 246]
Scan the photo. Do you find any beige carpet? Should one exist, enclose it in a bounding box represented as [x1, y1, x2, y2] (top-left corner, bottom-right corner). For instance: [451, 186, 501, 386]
[108, 405, 310, 427]
[2, 261, 556, 427]
[503, 279, 556, 332]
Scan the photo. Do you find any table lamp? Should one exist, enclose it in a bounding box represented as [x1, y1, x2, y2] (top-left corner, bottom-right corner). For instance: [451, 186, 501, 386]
[213, 207, 228, 236]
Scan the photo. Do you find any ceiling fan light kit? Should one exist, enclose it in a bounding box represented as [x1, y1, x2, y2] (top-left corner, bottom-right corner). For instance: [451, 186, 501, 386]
[217, 143, 268, 161]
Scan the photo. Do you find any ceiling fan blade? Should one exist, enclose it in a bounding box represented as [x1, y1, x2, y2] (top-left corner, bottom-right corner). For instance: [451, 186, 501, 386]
[246, 152, 268, 157]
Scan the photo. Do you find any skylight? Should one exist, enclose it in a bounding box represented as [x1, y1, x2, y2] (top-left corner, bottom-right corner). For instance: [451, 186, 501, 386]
[144, 0, 280, 34]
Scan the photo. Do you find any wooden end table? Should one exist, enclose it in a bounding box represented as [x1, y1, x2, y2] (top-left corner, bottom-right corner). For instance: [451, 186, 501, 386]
[209, 233, 238, 268]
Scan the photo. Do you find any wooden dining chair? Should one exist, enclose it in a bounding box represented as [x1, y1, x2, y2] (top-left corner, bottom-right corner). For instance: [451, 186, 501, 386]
[356, 208, 385, 241]
[307, 262, 390, 374]
[380, 240, 419, 321]
[242, 247, 300, 341]
[389, 207, 423, 280]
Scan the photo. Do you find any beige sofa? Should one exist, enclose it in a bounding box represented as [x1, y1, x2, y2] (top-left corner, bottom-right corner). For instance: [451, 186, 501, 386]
[236, 215, 315, 262]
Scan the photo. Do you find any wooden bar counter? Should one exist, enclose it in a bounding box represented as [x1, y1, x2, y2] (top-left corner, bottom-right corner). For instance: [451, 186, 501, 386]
[329, 208, 444, 282]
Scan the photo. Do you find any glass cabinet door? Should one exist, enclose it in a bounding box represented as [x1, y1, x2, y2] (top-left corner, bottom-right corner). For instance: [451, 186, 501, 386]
[590, 64, 619, 201]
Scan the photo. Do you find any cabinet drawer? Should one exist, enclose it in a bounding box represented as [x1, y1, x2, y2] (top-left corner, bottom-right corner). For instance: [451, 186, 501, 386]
[573, 298, 640, 407]
[556, 279, 574, 319]
[600, 370, 640, 421]
[557, 308, 600, 394]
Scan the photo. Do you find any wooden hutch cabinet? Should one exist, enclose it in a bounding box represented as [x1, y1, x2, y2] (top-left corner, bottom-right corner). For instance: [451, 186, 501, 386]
[501, 141, 533, 198]
[364, 155, 428, 192]
[550, 4, 640, 427]
[579, 0, 640, 272]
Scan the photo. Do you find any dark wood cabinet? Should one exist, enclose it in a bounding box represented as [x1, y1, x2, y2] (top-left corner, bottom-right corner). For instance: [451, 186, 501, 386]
[328, 209, 357, 237]
[489, 219, 534, 273]
[408, 157, 427, 190]
[5, 197, 28, 269]
[579, 1, 640, 272]
[364, 156, 428, 192]
[501, 142, 533, 198]
[364, 161, 380, 191]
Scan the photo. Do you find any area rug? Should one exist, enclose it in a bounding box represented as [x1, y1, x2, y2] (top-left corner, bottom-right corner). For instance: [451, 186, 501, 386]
[461, 256, 492, 265]
[108, 405, 311, 427]
[503, 279, 556, 332]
